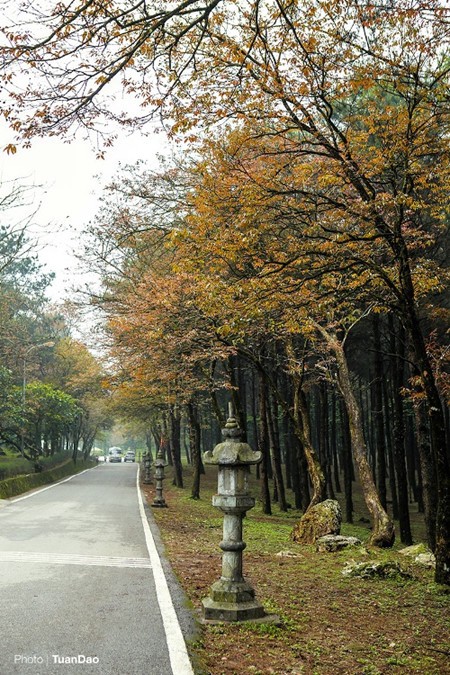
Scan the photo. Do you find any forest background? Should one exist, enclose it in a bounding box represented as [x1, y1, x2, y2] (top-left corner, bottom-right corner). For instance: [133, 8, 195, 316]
[0, 0, 449, 653]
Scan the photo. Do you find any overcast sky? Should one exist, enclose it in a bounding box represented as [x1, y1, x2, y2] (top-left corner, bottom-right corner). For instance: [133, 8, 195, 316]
[0, 125, 168, 302]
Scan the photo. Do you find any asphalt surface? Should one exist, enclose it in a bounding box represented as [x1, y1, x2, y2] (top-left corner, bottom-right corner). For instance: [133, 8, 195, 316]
[0, 463, 197, 675]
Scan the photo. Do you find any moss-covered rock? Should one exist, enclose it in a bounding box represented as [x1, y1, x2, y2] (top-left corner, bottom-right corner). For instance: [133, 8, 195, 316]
[316, 534, 362, 552]
[342, 560, 412, 580]
[291, 499, 342, 544]
[398, 543, 429, 557]
[399, 544, 435, 568]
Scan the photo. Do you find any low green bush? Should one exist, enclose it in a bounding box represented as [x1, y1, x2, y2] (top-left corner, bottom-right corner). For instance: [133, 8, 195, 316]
[0, 451, 76, 480]
[0, 459, 97, 499]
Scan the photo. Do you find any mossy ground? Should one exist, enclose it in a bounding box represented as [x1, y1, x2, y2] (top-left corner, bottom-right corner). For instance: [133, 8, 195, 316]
[146, 465, 450, 675]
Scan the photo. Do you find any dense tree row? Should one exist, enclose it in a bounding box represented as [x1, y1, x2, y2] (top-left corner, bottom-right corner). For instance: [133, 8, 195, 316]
[2, 1, 449, 583]
[0, 180, 111, 464]
[84, 132, 448, 576]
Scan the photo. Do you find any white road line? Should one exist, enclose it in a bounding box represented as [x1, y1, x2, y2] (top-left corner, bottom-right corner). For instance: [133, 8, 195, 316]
[0, 551, 152, 568]
[136, 467, 194, 675]
[9, 468, 94, 503]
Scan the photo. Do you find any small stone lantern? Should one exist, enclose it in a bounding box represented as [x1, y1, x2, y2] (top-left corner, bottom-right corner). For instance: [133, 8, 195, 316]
[143, 452, 152, 485]
[152, 445, 168, 508]
[202, 404, 267, 622]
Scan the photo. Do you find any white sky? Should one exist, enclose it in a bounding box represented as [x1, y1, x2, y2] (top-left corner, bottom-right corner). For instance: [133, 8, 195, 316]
[0, 126, 169, 302]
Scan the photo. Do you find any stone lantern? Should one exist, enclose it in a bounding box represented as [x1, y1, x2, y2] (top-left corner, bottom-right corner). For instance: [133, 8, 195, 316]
[152, 445, 168, 508]
[202, 404, 267, 622]
[142, 452, 152, 485]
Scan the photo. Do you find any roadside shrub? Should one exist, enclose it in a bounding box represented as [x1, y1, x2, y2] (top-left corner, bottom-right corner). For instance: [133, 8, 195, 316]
[0, 458, 97, 499]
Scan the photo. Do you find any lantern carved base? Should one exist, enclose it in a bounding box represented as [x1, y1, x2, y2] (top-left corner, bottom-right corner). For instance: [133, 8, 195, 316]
[202, 579, 266, 622]
[152, 499, 167, 508]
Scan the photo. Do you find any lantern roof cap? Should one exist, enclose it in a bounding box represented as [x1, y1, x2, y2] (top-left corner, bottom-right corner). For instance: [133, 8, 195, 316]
[203, 402, 262, 466]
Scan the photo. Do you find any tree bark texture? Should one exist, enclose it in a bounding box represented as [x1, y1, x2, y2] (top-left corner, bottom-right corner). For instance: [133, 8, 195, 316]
[318, 326, 395, 547]
[168, 406, 183, 488]
[258, 373, 272, 515]
[187, 402, 202, 499]
[389, 317, 412, 545]
[372, 314, 387, 510]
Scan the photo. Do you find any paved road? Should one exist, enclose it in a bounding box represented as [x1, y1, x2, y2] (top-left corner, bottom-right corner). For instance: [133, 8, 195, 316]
[0, 463, 196, 675]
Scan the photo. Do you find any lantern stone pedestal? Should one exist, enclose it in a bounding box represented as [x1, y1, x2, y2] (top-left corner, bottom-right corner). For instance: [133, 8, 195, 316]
[202, 406, 270, 623]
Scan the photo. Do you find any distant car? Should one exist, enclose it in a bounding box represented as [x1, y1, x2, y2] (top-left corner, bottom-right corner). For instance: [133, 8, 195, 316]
[109, 453, 122, 463]
[124, 451, 135, 463]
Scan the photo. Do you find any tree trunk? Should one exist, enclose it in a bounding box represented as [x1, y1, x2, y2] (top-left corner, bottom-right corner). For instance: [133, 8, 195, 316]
[339, 397, 354, 524]
[317, 325, 395, 547]
[187, 402, 202, 499]
[296, 387, 327, 509]
[414, 404, 438, 551]
[168, 406, 183, 488]
[286, 414, 303, 510]
[397, 243, 450, 583]
[330, 387, 342, 493]
[284, 338, 326, 509]
[258, 373, 272, 515]
[145, 432, 154, 462]
[319, 383, 335, 500]
[383, 376, 399, 519]
[267, 390, 288, 511]
[409, 325, 450, 584]
[372, 314, 387, 510]
[251, 370, 260, 480]
[389, 316, 412, 545]
[405, 411, 418, 504]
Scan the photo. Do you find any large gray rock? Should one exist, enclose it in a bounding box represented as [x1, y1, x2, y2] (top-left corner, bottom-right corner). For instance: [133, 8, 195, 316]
[275, 550, 304, 559]
[414, 553, 436, 568]
[398, 544, 435, 568]
[316, 534, 362, 552]
[398, 543, 429, 557]
[342, 560, 411, 579]
[292, 499, 342, 544]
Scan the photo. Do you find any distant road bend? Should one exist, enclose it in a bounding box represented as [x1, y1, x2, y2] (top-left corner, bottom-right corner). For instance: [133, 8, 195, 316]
[0, 462, 195, 675]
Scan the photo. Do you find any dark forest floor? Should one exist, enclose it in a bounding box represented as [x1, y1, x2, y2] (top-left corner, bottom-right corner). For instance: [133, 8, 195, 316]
[144, 465, 450, 675]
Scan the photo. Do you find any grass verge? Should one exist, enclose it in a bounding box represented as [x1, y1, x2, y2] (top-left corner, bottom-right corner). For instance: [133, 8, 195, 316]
[144, 465, 450, 675]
